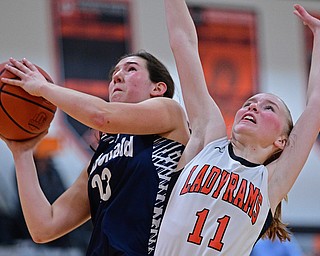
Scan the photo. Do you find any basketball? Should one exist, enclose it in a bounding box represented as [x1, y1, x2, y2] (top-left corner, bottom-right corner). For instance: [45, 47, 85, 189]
[0, 61, 57, 141]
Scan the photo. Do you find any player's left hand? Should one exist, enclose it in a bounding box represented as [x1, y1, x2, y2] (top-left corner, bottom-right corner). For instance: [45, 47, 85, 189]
[1, 57, 48, 97]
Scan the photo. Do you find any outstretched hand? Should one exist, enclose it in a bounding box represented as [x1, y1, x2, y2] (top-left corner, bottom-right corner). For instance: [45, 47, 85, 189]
[1, 58, 48, 97]
[294, 4, 320, 33]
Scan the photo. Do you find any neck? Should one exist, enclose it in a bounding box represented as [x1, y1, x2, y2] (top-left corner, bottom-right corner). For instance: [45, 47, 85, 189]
[230, 138, 274, 165]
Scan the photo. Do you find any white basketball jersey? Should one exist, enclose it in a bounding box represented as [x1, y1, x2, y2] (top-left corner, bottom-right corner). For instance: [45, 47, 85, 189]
[155, 137, 270, 256]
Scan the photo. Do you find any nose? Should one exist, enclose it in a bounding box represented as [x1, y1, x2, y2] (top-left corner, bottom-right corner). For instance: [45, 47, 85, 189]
[248, 102, 258, 112]
[112, 70, 124, 84]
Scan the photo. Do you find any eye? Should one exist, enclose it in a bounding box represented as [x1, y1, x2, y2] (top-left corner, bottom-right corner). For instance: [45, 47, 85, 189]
[128, 66, 137, 72]
[242, 102, 251, 108]
[264, 105, 275, 111]
[111, 69, 119, 78]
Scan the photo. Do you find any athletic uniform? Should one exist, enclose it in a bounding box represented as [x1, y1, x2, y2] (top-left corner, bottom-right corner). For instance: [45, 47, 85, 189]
[86, 133, 185, 256]
[155, 137, 271, 256]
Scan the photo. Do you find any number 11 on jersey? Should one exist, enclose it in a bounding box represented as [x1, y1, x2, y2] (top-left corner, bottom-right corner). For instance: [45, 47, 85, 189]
[187, 208, 231, 252]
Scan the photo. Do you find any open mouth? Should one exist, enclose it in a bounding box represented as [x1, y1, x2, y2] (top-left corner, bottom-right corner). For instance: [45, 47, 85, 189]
[242, 115, 256, 123]
[112, 88, 122, 94]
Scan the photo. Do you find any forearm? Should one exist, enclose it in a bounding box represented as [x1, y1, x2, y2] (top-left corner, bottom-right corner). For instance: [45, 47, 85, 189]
[307, 29, 320, 107]
[13, 151, 90, 243]
[164, 0, 197, 50]
[13, 150, 55, 241]
[294, 4, 320, 107]
[39, 82, 109, 130]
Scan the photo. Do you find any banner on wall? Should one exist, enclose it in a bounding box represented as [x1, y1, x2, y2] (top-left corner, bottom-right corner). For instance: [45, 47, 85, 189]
[190, 6, 258, 137]
[52, 0, 131, 152]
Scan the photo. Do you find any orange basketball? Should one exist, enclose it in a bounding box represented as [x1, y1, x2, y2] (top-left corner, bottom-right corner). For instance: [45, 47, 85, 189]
[0, 61, 57, 141]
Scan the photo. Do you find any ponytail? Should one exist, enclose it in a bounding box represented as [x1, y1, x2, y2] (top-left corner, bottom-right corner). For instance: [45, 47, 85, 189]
[261, 196, 291, 241]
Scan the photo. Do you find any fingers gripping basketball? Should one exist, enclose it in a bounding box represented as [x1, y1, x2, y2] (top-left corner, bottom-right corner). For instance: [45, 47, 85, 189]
[0, 61, 57, 141]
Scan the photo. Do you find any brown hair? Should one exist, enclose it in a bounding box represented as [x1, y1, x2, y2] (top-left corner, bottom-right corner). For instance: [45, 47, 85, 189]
[109, 50, 175, 98]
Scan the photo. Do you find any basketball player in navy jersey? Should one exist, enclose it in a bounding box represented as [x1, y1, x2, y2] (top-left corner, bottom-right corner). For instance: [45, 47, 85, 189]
[154, 2, 320, 255]
[1, 51, 190, 255]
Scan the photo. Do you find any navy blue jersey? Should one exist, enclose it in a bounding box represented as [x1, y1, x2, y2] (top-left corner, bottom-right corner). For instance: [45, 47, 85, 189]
[86, 133, 185, 256]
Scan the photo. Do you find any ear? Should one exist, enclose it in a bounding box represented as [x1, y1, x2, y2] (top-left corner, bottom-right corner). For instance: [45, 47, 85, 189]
[274, 135, 287, 150]
[150, 82, 167, 97]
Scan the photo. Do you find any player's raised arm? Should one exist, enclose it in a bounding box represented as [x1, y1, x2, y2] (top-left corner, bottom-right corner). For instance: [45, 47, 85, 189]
[164, 0, 226, 162]
[268, 4, 320, 209]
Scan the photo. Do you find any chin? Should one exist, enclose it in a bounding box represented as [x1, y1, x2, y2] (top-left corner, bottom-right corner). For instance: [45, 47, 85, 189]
[110, 96, 124, 103]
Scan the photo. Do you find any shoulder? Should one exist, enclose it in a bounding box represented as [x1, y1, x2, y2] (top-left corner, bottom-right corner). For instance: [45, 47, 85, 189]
[135, 97, 189, 145]
[143, 97, 188, 130]
[136, 97, 187, 122]
[142, 97, 185, 112]
[179, 136, 228, 167]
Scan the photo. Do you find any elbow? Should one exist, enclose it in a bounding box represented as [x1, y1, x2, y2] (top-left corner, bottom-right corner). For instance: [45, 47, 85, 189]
[89, 111, 110, 131]
[29, 228, 58, 244]
[30, 232, 52, 244]
[31, 237, 47, 244]
[170, 38, 198, 58]
[169, 31, 198, 51]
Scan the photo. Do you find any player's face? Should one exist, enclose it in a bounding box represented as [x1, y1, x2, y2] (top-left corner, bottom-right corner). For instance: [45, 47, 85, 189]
[108, 56, 154, 103]
[232, 93, 289, 147]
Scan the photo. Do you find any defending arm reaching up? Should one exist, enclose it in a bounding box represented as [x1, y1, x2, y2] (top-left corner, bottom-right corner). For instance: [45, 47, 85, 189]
[164, 0, 226, 168]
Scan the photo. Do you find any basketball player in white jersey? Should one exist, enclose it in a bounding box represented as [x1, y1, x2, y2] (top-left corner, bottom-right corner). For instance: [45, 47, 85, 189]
[155, 2, 320, 255]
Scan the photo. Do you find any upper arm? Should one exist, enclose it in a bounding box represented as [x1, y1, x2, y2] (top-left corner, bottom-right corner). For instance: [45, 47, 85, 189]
[268, 107, 320, 211]
[98, 97, 189, 145]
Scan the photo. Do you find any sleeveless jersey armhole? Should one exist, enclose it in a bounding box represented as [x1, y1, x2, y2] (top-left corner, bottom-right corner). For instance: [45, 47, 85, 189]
[163, 168, 183, 213]
[256, 209, 273, 242]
